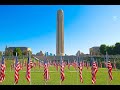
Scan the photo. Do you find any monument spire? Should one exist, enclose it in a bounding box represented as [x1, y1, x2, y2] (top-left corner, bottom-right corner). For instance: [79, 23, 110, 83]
[56, 9, 64, 56]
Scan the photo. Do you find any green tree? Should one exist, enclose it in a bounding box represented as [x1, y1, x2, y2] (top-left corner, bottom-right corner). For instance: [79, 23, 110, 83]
[114, 42, 120, 55]
[9, 49, 13, 56]
[22, 50, 28, 56]
[5, 50, 9, 56]
[100, 44, 107, 55]
[106, 45, 115, 55]
[0, 51, 2, 56]
[13, 48, 22, 56]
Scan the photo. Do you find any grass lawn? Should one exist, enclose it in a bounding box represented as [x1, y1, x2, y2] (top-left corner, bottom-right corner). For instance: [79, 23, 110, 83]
[1, 58, 120, 85]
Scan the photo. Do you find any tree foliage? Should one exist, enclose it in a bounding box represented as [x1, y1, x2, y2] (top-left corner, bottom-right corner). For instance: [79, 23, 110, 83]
[13, 48, 22, 56]
[100, 44, 107, 55]
[0, 51, 2, 56]
[22, 50, 28, 56]
[100, 42, 120, 55]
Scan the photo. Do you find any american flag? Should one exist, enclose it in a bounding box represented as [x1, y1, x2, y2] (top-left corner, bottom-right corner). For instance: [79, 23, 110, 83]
[82, 61, 84, 68]
[91, 61, 98, 84]
[107, 61, 113, 81]
[60, 56, 65, 82]
[72, 60, 77, 70]
[39, 60, 41, 69]
[14, 52, 21, 84]
[55, 61, 58, 71]
[43, 56, 49, 81]
[86, 62, 89, 69]
[78, 62, 83, 83]
[114, 60, 116, 70]
[68, 59, 71, 70]
[100, 62, 102, 68]
[0, 55, 6, 83]
[26, 52, 33, 83]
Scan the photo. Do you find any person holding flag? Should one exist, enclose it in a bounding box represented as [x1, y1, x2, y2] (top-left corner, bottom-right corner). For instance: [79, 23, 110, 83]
[26, 51, 34, 84]
[0, 53, 6, 83]
[14, 52, 21, 85]
[60, 55, 65, 84]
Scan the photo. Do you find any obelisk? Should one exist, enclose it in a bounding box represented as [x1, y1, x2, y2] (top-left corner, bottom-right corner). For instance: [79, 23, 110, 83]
[56, 9, 64, 56]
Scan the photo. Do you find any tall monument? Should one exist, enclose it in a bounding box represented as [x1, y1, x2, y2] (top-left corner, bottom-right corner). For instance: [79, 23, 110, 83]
[56, 9, 64, 56]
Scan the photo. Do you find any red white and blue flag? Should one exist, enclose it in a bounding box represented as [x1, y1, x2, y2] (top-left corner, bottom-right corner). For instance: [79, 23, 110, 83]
[114, 60, 116, 70]
[78, 61, 83, 83]
[68, 59, 71, 70]
[43, 54, 50, 81]
[60, 56, 65, 82]
[26, 52, 33, 83]
[0, 55, 6, 83]
[105, 52, 113, 81]
[91, 61, 98, 84]
[107, 61, 113, 81]
[14, 52, 21, 84]
[53, 56, 58, 71]
[91, 57, 98, 84]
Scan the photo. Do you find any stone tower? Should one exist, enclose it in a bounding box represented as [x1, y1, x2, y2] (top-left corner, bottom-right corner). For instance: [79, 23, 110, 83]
[56, 9, 64, 56]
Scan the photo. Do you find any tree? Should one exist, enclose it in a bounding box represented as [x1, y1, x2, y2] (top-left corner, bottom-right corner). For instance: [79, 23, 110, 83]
[9, 49, 13, 56]
[13, 48, 22, 56]
[5, 50, 9, 56]
[39, 51, 44, 56]
[22, 50, 28, 56]
[0, 51, 2, 56]
[100, 44, 107, 55]
[106, 45, 115, 55]
[114, 42, 120, 55]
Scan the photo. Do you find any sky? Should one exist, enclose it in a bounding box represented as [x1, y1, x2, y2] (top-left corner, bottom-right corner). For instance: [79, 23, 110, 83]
[0, 5, 120, 55]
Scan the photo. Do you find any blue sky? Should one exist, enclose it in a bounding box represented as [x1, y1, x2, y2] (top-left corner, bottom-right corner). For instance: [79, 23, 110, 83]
[0, 5, 120, 55]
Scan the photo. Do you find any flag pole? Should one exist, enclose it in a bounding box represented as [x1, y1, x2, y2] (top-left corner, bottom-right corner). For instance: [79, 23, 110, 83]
[0, 52, 3, 85]
[76, 55, 78, 85]
[29, 51, 32, 85]
[106, 51, 108, 85]
[34, 57, 35, 72]
[23, 55, 24, 71]
[60, 53, 62, 85]
[14, 52, 17, 85]
[44, 52, 48, 85]
[0, 53, 1, 85]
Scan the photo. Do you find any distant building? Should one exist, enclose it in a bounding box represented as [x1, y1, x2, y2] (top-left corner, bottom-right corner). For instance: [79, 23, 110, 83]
[46, 52, 49, 56]
[50, 53, 52, 56]
[65, 54, 67, 56]
[76, 50, 84, 56]
[36, 51, 44, 56]
[5, 46, 32, 55]
[89, 46, 100, 55]
[76, 50, 80, 56]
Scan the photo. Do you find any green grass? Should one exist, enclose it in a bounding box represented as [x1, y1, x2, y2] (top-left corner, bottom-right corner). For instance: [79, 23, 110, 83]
[1, 59, 120, 85]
